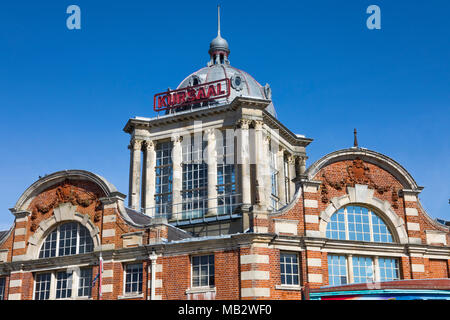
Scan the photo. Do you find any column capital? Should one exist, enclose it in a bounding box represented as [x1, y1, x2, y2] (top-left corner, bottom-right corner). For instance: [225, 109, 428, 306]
[129, 139, 144, 151]
[253, 120, 264, 129]
[287, 154, 297, 164]
[144, 140, 155, 151]
[171, 135, 183, 144]
[205, 128, 217, 139]
[237, 118, 251, 129]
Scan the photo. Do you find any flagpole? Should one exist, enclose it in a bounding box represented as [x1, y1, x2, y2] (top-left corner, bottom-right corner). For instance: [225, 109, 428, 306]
[99, 252, 103, 300]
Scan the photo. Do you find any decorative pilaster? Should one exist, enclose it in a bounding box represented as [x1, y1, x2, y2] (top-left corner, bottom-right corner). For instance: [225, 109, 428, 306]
[401, 189, 423, 244]
[262, 133, 272, 210]
[171, 135, 183, 220]
[276, 149, 286, 206]
[128, 139, 143, 210]
[237, 119, 251, 207]
[143, 141, 156, 216]
[206, 129, 218, 216]
[287, 155, 297, 201]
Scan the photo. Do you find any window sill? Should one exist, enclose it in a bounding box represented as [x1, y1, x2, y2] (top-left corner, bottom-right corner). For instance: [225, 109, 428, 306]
[118, 293, 144, 300]
[275, 285, 302, 291]
[185, 287, 216, 295]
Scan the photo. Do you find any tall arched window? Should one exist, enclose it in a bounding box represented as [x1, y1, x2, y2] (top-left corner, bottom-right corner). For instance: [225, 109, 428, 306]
[326, 205, 394, 243]
[39, 222, 94, 258]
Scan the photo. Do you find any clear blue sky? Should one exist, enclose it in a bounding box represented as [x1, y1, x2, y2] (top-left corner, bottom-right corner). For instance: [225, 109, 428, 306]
[0, 0, 449, 230]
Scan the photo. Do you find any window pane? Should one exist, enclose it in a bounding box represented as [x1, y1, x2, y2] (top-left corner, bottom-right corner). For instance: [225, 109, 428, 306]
[280, 253, 300, 285]
[125, 264, 143, 294]
[192, 255, 214, 287]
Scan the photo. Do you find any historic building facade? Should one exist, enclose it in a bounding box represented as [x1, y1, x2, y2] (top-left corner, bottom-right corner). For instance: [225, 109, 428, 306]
[0, 11, 449, 300]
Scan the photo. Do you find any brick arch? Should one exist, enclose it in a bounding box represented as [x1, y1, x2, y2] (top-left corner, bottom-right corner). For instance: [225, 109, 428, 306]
[25, 202, 101, 260]
[318, 184, 408, 244]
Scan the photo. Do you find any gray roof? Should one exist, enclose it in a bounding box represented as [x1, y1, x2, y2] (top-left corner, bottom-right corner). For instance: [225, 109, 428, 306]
[0, 230, 9, 243]
[176, 64, 277, 118]
[124, 207, 192, 241]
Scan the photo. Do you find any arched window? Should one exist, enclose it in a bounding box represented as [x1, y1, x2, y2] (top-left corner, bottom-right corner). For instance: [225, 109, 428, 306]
[326, 205, 394, 243]
[39, 222, 94, 258]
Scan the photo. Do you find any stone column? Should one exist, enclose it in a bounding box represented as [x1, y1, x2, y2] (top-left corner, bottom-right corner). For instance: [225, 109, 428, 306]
[262, 134, 272, 210]
[206, 129, 218, 216]
[276, 149, 286, 206]
[129, 139, 143, 210]
[299, 156, 307, 175]
[171, 135, 183, 221]
[288, 155, 297, 202]
[142, 141, 156, 216]
[237, 119, 251, 207]
[253, 120, 269, 209]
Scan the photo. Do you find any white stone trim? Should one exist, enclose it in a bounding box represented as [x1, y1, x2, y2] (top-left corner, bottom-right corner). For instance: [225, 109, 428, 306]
[8, 293, 21, 300]
[102, 284, 113, 293]
[408, 237, 422, 244]
[102, 269, 114, 278]
[241, 288, 270, 298]
[305, 230, 321, 237]
[13, 241, 26, 250]
[307, 258, 322, 267]
[308, 274, 322, 283]
[274, 219, 298, 235]
[240, 255, 270, 264]
[102, 244, 115, 250]
[407, 222, 420, 231]
[14, 228, 26, 236]
[155, 264, 163, 273]
[9, 279, 22, 287]
[102, 229, 116, 238]
[425, 230, 447, 245]
[411, 264, 424, 273]
[241, 271, 270, 280]
[304, 199, 318, 208]
[404, 194, 417, 202]
[103, 215, 116, 223]
[405, 208, 418, 216]
[254, 226, 268, 233]
[305, 215, 319, 224]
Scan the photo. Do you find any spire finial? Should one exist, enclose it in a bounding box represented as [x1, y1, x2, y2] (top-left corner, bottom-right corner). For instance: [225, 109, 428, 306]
[354, 128, 358, 148]
[217, 5, 221, 37]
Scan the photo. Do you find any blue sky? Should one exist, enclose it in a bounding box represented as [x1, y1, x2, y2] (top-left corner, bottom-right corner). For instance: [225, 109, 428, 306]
[0, 0, 449, 230]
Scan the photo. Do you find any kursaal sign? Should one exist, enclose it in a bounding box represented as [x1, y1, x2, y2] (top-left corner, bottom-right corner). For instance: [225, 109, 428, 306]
[153, 78, 231, 112]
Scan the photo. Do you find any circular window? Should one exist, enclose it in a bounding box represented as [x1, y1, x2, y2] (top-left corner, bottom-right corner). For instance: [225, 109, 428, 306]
[231, 74, 244, 91]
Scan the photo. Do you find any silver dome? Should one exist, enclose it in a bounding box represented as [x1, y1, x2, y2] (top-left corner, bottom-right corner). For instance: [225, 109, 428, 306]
[209, 35, 229, 54]
[176, 64, 277, 118]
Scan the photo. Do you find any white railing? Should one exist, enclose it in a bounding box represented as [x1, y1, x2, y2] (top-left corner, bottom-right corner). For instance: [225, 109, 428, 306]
[141, 193, 242, 224]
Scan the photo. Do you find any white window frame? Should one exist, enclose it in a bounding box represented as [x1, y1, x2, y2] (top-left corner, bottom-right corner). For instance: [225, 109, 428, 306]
[326, 206, 394, 243]
[38, 222, 94, 259]
[123, 263, 144, 296]
[33, 267, 93, 300]
[327, 254, 400, 286]
[191, 254, 215, 289]
[280, 252, 300, 287]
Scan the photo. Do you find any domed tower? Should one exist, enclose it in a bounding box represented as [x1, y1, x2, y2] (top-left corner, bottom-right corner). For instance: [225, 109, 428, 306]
[170, 5, 277, 117]
[124, 6, 312, 237]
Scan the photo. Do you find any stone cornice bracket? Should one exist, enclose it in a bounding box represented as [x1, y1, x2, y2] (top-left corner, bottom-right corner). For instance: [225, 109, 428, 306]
[99, 194, 125, 206]
[8, 209, 31, 219]
[295, 178, 322, 189]
[399, 188, 423, 197]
